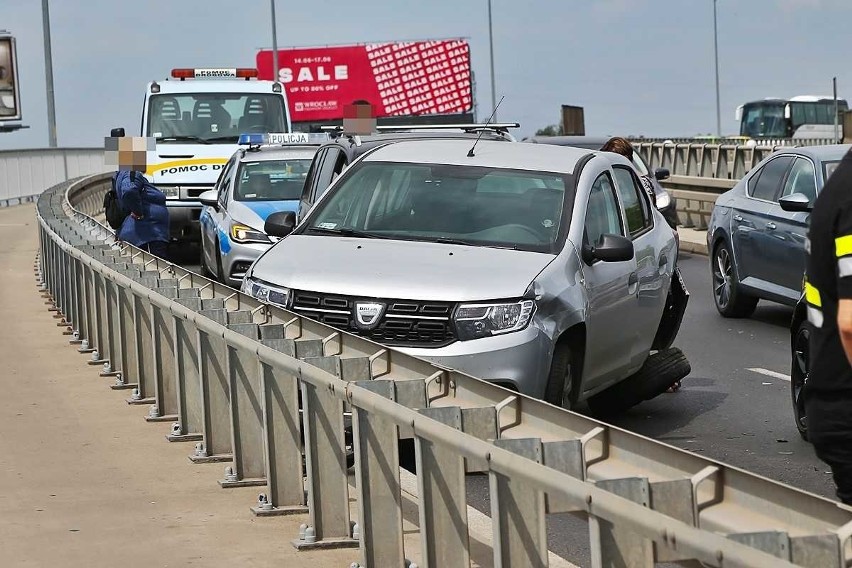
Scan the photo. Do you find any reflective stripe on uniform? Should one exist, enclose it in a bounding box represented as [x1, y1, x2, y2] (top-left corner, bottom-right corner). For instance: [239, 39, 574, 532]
[805, 281, 822, 308]
[807, 306, 824, 328]
[840, 257, 852, 278]
[836, 235, 852, 258]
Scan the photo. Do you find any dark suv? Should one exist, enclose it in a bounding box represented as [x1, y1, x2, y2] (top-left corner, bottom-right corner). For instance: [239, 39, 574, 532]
[297, 124, 517, 220]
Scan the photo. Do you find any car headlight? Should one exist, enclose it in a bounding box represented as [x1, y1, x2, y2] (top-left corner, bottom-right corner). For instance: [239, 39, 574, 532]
[655, 190, 671, 210]
[162, 186, 180, 199]
[230, 223, 271, 244]
[241, 277, 290, 307]
[454, 300, 535, 340]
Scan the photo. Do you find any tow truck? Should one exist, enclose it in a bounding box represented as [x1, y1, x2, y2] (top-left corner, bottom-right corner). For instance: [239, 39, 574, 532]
[140, 67, 292, 245]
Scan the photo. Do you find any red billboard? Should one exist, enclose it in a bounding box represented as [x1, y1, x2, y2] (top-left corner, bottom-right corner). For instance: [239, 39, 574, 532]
[256, 40, 473, 123]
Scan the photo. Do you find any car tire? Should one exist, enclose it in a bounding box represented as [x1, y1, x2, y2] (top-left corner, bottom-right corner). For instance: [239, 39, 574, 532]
[711, 240, 758, 318]
[199, 239, 214, 279]
[586, 347, 691, 417]
[544, 343, 577, 410]
[791, 319, 809, 441]
[214, 238, 226, 283]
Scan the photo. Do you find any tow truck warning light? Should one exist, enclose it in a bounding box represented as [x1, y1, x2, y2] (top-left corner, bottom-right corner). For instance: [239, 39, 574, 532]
[170, 68, 259, 80]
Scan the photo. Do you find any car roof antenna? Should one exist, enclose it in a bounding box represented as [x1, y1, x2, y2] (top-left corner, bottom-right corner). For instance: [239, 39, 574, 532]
[467, 95, 505, 158]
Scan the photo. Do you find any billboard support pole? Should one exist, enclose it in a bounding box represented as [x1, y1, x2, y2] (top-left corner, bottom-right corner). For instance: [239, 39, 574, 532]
[270, 0, 279, 84]
[487, 0, 497, 121]
[42, 0, 57, 147]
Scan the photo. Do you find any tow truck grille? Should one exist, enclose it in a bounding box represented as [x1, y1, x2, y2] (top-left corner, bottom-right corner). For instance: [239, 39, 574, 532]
[290, 290, 456, 347]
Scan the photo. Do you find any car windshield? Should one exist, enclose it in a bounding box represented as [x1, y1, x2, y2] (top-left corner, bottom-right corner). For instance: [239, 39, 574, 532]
[146, 93, 288, 143]
[235, 159, 311, 201]
[303, 161, 571, 253]
[824, 160, 842, 181]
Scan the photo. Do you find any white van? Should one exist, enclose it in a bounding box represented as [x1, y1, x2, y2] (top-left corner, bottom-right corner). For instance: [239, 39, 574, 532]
[141, 68, 292, 243]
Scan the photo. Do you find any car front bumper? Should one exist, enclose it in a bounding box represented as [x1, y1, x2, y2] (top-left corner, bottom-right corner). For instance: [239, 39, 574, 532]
[221, 241, 273, 288]
[398, 323, 552, 399]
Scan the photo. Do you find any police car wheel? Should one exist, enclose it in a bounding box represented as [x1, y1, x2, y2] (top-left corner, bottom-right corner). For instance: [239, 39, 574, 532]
[199, 240, 214, 278]
[214, 238, 225, 283]
[711, 240, 758, 318]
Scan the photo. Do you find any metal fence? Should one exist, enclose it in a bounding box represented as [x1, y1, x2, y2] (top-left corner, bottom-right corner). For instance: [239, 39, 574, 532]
[631, 137, 838, 147]
[35, 173, 852, 567]
[0, 147, 107, 207]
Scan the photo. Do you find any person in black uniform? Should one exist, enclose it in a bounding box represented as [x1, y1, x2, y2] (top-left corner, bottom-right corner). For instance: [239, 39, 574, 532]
[804, 148, 852, 505]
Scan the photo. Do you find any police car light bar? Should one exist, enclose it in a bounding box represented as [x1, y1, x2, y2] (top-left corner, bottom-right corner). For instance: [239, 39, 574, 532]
[238, 132, 330, 146]
[171, 68, 259, 81]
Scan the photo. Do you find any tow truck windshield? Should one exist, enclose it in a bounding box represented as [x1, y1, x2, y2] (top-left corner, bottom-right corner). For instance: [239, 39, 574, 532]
[146, 93, 288, 143]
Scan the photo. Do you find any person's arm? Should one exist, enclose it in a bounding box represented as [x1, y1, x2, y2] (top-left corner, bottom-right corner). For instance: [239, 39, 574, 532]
[118, 171, 145, 218]
[838, 300, 852, 365]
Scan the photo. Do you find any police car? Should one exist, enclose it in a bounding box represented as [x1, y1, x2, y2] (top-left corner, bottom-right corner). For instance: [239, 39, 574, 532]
[141, 68, 292, 244]
[197, 132, 326, 287]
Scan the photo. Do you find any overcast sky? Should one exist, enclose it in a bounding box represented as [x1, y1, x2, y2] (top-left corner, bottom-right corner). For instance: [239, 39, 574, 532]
[1, 0, 848, 149]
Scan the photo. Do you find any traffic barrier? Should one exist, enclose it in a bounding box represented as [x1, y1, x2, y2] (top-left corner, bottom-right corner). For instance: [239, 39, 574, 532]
[0, 147, 108, 207]
[34, 172, 852, 567]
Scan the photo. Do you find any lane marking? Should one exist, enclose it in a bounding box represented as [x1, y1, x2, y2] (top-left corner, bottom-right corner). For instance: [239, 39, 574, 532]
[747, 368, 791, 382]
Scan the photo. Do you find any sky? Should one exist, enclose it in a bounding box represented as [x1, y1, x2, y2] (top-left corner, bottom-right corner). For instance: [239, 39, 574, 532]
[1, 0, 850, 149]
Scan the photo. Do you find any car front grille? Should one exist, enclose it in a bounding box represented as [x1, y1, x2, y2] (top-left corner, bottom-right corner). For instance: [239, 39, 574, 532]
[290, 290, 457, 347]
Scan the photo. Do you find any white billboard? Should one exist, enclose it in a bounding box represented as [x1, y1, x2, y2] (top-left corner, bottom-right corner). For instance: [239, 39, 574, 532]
[0, 35, 22, 122]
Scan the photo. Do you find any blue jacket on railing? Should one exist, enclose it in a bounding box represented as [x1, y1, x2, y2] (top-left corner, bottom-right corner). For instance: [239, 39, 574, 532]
[115, 170, 170, 246]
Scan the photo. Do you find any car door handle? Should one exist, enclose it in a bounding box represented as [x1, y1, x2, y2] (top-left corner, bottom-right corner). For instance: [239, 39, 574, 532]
[628, 272, 639, 295]
[766, 222, 777, 230]
[733, 214, 744, 222]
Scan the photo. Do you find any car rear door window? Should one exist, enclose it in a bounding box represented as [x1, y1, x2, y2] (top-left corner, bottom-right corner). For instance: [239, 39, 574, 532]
[611, 166, 652, 237]
[585, 172, 624, 246]
[780, 157, 817, 203]
[749, 156, 794, 202]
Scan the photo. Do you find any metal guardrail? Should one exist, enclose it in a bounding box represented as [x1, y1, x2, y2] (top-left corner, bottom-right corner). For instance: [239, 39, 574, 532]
[632, 137, 838, 147]
[0, 147, 107, 207]
[34, 173, 852, 567]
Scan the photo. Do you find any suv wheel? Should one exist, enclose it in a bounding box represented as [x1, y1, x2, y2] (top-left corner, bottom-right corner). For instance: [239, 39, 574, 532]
[792, 319, 809, 441]
[712, 240, 758, 318]
[544, 343, 576, 410]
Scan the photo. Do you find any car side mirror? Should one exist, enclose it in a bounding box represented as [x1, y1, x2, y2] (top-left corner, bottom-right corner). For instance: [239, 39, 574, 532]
[654, 168, 670, 181]
[582, 233, 635, 264]
[264, 211, 297, 238]
[779, 192, 813, 213]
[198, 189, 219, 210]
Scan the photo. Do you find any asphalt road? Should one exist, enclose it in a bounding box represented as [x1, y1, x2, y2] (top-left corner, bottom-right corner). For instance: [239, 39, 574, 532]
[180, 246, 837, 566]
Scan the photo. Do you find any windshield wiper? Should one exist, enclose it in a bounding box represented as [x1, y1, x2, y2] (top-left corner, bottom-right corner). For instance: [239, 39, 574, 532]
[417, 236, 520, 250]
[155, 135, 212, 144]
[305, 227, 393, 239]
[205, 135, 240, 143]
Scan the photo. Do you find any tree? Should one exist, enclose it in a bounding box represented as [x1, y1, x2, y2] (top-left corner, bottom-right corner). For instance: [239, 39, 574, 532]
[535, 124, 561, 136]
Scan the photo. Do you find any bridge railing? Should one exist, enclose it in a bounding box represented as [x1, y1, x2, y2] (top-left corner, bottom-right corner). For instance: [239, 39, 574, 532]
[32, 172, 852, 567]
[0, 147, 107, 207]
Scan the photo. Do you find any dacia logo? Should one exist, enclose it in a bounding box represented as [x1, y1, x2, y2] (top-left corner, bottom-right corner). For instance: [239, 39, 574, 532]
[354, 301, 385, 330]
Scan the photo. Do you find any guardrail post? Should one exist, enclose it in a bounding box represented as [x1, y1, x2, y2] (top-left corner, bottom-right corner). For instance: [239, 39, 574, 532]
[123, 283, 152, 405]
[252, 344, 308, 516]
[219, 324, 267, 488]
[416, 406, 470, 568]
[293, 362, 357, 550]
[193, 326, 232, 462]
[77, 258, 95, 352]
[590, 477, 654, 567]
[351, 380, 405, 568]
[168, 309, 203, 440]
[490, 438, 548, 568]
[147, 301, 178, 423]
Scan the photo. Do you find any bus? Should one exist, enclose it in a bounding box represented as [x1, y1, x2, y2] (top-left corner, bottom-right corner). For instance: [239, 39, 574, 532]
[736, 96, 847, 140]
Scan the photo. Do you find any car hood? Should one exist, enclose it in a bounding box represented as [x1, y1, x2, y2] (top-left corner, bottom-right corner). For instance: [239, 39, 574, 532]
[229, 200, 300, 232]
[249, 235, 557, 301]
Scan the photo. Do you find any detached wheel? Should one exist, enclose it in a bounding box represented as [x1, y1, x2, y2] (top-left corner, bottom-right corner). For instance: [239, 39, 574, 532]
[587, 347, 691, 417]
[711, 240, 758, 318]
[791, 319, 809, 441]
[544, 343, 577, 410]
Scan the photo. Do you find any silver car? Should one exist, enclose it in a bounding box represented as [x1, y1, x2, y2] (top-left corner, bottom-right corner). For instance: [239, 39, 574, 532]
[198, 141, 321, 287]
[242, 139, 689, 412]
[707, 144, 849, 317]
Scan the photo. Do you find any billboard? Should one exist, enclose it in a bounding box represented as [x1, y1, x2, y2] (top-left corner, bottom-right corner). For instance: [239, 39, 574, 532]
[0, 35, 21, 122]
[257, 40, 473, 123]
